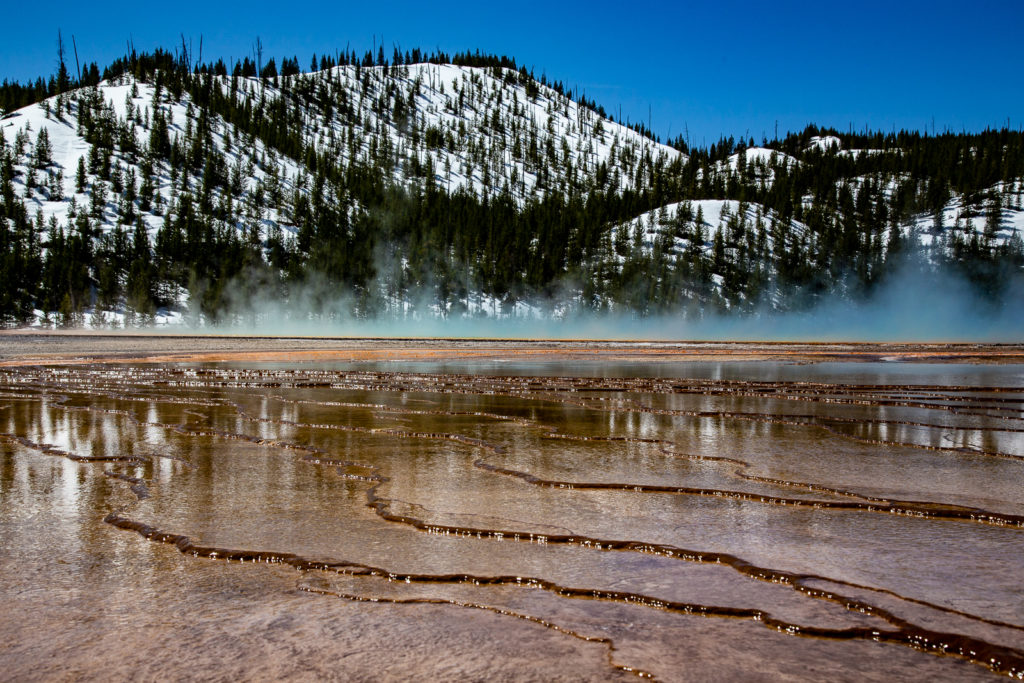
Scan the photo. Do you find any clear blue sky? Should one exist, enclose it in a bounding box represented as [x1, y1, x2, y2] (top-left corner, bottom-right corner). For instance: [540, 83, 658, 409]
[1, 0, 1021, 146]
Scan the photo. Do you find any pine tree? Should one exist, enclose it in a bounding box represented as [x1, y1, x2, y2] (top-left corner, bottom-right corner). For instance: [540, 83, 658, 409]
[984, 190, 1002, 242]
[76, 156, 87, 192]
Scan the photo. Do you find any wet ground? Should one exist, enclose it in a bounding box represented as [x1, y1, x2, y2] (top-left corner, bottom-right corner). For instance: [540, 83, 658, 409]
[2, 331, 1024, 366]
[1, 335, 1022, 680]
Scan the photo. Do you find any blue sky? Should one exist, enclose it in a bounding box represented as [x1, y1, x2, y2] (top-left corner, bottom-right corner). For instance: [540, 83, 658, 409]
[1, 0, 1021, 146]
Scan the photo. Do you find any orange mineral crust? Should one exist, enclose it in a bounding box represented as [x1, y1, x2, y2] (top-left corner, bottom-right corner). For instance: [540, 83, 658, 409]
[1, 332, 1022, 365]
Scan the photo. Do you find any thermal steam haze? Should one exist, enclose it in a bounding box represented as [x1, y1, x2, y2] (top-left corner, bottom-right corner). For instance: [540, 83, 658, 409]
[187, 257, 1024, 343]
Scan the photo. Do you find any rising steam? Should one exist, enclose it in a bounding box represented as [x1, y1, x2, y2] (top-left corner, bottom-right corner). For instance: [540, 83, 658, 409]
[179, 251, 1024, 342]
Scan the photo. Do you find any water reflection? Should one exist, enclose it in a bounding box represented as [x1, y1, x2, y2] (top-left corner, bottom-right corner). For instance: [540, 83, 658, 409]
[1, 362, 1022, 680]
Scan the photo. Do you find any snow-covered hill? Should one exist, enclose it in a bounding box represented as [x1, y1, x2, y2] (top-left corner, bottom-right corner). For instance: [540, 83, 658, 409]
[280, 63, 683, 199]
[0, 55, 1021, 326]
[2, 64, 681, 246]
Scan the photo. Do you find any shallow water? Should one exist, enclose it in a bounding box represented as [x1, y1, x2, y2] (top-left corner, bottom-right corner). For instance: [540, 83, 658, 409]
[1, 361, 1023, 680]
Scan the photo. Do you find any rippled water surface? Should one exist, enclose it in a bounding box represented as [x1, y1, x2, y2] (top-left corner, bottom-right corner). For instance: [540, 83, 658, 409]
[2, 361, 1023, 680]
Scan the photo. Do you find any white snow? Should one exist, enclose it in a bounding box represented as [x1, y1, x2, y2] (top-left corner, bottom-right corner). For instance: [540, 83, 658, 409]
[715, 147, 799, 183]
[611, 198, 810, 268]
[3, 65, 683, 247]
[806, 135, 841, 152]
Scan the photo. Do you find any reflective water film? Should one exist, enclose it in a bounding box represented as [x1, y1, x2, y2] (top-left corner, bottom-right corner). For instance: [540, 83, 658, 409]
[2, 362, 1023, 680]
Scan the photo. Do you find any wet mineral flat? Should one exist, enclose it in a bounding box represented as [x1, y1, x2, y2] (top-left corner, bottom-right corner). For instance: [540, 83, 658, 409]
[1, 335, 1022, 680]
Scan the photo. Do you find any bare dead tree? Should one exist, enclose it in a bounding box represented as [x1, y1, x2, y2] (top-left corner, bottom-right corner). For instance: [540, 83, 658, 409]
[56, 30, 69, 93]
[254, 36, 263, 78]
[56, 30, 66, 71]
[72, 35, 80, 84]
[180, 34, 191, 72]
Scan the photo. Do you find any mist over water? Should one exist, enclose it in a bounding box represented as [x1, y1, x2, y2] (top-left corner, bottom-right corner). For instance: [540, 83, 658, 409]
[190, 257, 1024, 342]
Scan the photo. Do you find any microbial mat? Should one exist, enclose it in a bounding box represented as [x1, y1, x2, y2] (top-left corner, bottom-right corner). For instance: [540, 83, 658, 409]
[1, 356, 1023, 680]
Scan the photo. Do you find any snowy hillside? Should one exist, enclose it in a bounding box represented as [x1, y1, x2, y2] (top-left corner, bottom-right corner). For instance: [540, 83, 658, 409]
[603, 199, 814, 311]
[2, 64, 681, 247]
[275, 63, 682, 200]
[2, 79, 303, 247]
[0, 50, 1021, 326]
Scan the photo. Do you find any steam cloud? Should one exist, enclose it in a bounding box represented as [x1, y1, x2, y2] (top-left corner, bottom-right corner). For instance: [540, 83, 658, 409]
[180, 252, 1024, 342]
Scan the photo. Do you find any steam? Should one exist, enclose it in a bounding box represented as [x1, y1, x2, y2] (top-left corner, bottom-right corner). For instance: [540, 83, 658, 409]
[179, 253, 1024, 342]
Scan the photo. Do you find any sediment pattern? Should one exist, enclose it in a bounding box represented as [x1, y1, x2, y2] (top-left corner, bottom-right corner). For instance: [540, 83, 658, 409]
[1, 363, 1022, 679]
